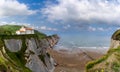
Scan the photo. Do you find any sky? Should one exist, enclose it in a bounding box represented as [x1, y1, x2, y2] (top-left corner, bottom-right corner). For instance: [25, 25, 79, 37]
[0, 0, 120, 48]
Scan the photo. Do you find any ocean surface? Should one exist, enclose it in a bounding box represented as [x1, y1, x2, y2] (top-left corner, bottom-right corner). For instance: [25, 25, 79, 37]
[56, 36, 110, 47]
[60, 34, 110, 46]
[54, 36, 110, 53]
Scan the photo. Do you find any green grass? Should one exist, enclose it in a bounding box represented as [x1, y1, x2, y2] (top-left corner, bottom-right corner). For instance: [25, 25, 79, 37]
[0, 48, 20, 72]
[112, 62, 120, 72]
[86, 46, 120, 70]
[0, 25, 51, 71]
[0, 65, 7, 71]
[86, 55, 108, 70]
[0, 35, 36, 71]
[0, 25, 21, 35]
[108, 46, 120, 53]
[112, 29, 120, 40]
[34, 30, 46, 38]
[0, 54, 7, 71]
[0, 25, 47, 38]
[1, 35, 32, 71]
[0, 34, 49, 72]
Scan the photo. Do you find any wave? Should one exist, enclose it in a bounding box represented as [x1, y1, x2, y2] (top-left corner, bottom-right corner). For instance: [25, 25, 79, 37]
[55, 45, 109, 50]
[54, 45, 109, 54]
[78, 46, 109, 49]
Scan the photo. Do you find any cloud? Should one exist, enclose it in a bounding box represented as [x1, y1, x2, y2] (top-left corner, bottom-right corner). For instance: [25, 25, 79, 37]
[63, 24, 71, 29]
[88, 26, 111, 31]
[0, 0, 36, 17]
[0, 21, 58, 31]
[0, 21, 41, 30]
[116, 27, 120, 30]
[0, 21, 32, 27]
[88, 26, 96, 31]
[97, 27, 105, 31]
[42, 0, 120, 25]
[39, 26, 58, 31]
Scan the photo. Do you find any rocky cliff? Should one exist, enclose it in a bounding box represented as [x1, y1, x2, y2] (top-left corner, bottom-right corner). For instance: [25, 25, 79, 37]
[0, 25, 59, 72]
[86, 30, 120, 72]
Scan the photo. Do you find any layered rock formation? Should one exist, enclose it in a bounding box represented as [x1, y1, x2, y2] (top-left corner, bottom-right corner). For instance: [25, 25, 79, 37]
[0, 25, 59, 72]
[86, 30, 120, 72]
[110, 30, 120, 49]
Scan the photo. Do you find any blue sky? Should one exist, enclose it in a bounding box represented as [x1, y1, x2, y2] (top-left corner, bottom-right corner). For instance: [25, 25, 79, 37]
[0, 0, 120, 48]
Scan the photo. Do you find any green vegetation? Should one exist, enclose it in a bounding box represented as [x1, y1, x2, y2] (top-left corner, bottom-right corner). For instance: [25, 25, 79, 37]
[3, 36, 31, 71]
[1, 34, 50, 72]
[34, 30, 46, 38]
[86, 46, 120, 72]
[0, 35, 33, 72]
[86, 55, 108, 69]
[39, 55, 45, 65]
[112, 62, 120, 72]
[0, 65, 7, 71]
[46, 52, 50, 58]
[112, 29, 120, 40]
[0, 25, 21, 35]
[0, 25, 47, 38]
[0, 25, 49, 72]
[0, 39, 19, 71]
[86, 28, 120, 72]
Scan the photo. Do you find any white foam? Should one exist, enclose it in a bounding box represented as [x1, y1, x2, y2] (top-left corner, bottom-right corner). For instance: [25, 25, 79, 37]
[54, 46, 109, 54]
[78, 46, 109, 49]
[78, 46, 109, 54]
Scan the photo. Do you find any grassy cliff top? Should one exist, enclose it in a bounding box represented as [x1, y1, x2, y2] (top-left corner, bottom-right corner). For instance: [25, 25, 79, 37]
[86, 46, 120, 72]
[0, 25, 46, 38]
[0, 25, 48, 72]
[112, 29, 120, 40]
[86, 30, 120, 72]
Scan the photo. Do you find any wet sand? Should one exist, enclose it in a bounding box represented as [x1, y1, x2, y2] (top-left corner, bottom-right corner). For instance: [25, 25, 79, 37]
[48, 48, 107, 72]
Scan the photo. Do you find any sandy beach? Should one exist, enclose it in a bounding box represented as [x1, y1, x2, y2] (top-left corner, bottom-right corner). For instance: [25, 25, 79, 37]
[48, 48, 107, 72]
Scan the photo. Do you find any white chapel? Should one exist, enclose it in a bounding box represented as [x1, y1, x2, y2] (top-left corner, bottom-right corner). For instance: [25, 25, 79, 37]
[16, 26, 34, 35]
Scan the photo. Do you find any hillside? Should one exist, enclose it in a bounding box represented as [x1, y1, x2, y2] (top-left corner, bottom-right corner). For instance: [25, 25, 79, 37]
[0, 25, 59, 72]
[86, 30, 120, 72]
[0, 25, 46, 38]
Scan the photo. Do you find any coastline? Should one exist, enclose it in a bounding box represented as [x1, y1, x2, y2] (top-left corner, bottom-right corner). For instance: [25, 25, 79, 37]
[48, 47, 108, 72]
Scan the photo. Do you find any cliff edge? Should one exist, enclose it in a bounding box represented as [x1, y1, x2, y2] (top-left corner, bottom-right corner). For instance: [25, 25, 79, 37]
[86, 30, 120, 72]
[0, 25, 59, 72]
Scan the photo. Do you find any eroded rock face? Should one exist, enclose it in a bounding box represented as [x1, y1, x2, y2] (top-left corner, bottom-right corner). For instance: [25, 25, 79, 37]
[26, 38, 42, 55]
[25, 54, 48, 72]
[3, 34, 59, 72]
[110, 39, 120, 49]
[86, 30, 120, 72]
[4, 39, 22, 52]
[44, 54, 55, 72]
[25, 38, 50, 72]
[46, 35, 59, 48]
[110, 29, 120, 49]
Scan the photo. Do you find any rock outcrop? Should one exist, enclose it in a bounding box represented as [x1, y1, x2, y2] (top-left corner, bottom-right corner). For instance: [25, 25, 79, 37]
[86, 30, 120, 72]
[0, 35, 59, 72]
[110, 39, 120, 49]
[0, 25, 59, 72]
[4, 39, 22, 52]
